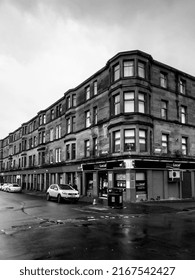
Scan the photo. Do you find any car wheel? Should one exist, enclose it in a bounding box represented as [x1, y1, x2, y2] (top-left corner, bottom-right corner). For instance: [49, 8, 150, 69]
[46, 193, 50, 201]
[57, 194, 61, 203]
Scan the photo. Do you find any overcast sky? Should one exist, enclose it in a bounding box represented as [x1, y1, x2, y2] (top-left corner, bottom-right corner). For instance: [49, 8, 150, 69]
[1, 0, 195, 139]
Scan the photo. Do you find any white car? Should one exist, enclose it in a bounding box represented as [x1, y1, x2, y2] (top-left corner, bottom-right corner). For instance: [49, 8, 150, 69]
[0, 183, 4, 190]
[6, 183, 22, 193]
[1, 183, 9, 191]
[46, 184, 80, 203]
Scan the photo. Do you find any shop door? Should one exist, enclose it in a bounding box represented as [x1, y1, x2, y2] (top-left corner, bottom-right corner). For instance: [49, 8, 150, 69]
[99, 172, 108, 197]
[182, 171, 192, 198]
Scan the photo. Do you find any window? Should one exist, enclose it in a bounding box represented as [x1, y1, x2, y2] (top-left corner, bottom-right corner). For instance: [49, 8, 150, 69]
[39, 131, 45, 144]
[93, 137, 98, 156]
[56, 125, 61, 139]
[181, 106, 187, 124]
[72, 143, 76, 159]
[139, 130, 147, 152]
[67, 118, 71, 133]
[86, 86, 90, 100]
[72, 116, 76, 132]
[49, 150, 53, 163]
[161, 100, 168, 119]
[179, 79, 186, 94]
[93, 81, 97, 95]
[38, 152, 45, 165]
[34, 136, 37, 147]
[93, 107, 98, 125]
[55, 148, 61, 163]
[114, 94, 120, 115]
[113, 131, 120, 152]
[138, 62, 145, 78]
[124, 92, 134, 113]
[113, 63, 120, 81]
[84, 140, 90, 157]
[162, 134, 169, 154]
[67, 96, 71, 109]
[51, 109, 55, 120]
[138, 93, 145, 113]
[72, 94, 76, 107]
[43, 114, 46, 124]
[28, 156, 32, 167]
[56, 104, 62, 117]
[160, 72, 167, 88]
[124, 129, 135, 151]
[182, 137, 188, 155]
[50, 128, 54, 141]
[123, 60, 134, 77]
[66, 144, 70, 160]
[85, 110, 91, 128]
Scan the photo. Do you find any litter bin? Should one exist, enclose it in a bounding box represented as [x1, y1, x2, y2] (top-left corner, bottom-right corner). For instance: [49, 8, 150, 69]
[108, 188, 123, 208]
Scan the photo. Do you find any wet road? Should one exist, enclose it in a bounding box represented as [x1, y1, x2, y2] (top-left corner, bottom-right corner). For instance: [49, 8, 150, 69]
[0, 191, 195, 259]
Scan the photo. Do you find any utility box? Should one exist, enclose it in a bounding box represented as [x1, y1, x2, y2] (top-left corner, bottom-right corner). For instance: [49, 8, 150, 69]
[107, 188, 123, 208]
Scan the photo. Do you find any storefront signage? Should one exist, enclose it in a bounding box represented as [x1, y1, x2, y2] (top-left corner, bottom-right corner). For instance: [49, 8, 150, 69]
[94, 163, 107, 170]
[166, 163, 181, 169]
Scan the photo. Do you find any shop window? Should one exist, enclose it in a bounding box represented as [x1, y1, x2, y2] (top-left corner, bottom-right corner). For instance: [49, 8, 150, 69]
[99, 172, 108, 197]
[136, 172, 147, 194]
[115, 173, 126, 190]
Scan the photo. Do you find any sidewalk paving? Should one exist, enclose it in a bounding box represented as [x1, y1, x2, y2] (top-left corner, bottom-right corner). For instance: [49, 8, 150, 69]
[22, 189, 195, 214]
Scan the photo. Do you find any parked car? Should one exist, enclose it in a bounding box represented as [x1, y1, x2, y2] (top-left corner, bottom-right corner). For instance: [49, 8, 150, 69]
[0, 183, 4, 190]
[1, 183, 9, 191]
[6, 183, 22, 193]
[46, 184, 80, 203]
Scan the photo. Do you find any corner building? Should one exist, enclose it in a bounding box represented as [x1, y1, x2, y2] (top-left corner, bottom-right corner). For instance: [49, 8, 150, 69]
[1, 50, 195, 202]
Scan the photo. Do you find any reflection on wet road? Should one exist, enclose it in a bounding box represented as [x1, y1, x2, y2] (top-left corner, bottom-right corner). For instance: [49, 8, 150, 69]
[0, 191, 195, 259]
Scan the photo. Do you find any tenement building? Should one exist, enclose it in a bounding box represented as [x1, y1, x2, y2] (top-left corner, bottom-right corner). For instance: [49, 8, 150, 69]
[1, 50, 195, 202]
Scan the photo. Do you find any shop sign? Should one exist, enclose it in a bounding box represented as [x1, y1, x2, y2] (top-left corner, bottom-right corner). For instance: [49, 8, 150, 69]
[16, 175, 21, 179]
[94, 163, 107, 170]
[136, 182, 146, 192]
[166, 163, 181, 169]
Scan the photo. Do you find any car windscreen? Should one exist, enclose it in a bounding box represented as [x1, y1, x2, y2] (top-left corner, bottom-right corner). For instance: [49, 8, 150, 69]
[59, 184, 73, 190]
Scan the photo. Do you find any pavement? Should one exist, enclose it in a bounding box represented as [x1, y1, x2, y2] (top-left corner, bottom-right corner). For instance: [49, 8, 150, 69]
[21, 189, 195, 215]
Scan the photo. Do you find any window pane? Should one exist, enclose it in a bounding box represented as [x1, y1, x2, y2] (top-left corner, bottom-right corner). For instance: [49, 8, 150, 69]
[138, 62, 145, 78]
[114, 64, 120, 81]
[123, 61, 134, 77]
[124, 92, 134, 113]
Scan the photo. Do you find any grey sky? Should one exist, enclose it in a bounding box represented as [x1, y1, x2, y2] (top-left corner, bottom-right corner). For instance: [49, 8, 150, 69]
[1, 0, 195, 138]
